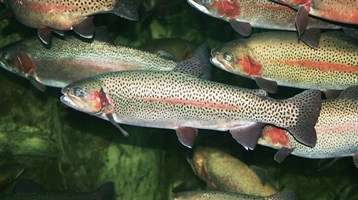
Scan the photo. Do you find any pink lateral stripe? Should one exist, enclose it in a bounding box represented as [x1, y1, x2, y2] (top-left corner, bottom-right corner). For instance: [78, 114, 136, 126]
[24, 2, 75, 12]
[241, 2, 293, 11]
[142, 97, 239, 110]
[316, 124, 358, 132]
[267, 59, 358, 73]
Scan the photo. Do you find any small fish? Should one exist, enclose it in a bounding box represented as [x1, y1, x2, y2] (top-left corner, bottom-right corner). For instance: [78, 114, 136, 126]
[173, 190, 295, 200]
[0, 178, 114, 200]
[211, 31, 358, 95]
[189, 147, 277, 196]
[0, 0, 139, 45]
[0, 33, 211, 91]
[271, 0, 358, 38]
[187, 0, 340, 48]
[258, 86, 358, 168]
[0, 164, 24, 190]
[60, 70, 321, 148]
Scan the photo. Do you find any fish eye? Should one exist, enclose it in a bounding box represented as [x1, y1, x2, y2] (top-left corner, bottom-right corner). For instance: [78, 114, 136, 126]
[223, 52, 234, 61]
[73, 87, 85, 98]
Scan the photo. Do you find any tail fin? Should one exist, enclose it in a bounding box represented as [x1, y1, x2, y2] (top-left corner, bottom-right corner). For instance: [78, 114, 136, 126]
[282, 90, 321, 147]
[174, 44, 212, 80]
[97, 182, 114, 200]
[114, 0, 140, 21]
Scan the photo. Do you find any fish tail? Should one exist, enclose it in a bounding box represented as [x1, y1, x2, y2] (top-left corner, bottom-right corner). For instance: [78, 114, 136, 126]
[174, 44, 213, 80]
[114, 0, 140, 21]
[281, 90, 321, 148]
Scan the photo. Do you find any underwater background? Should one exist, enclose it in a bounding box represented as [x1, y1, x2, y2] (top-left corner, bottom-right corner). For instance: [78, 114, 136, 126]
[0, 0, 357, 199]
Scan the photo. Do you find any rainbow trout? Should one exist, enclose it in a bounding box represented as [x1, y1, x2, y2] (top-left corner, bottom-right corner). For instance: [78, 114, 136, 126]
[0, 178, 114, 200]
[187, 0, 340, 48]
[0, 34, 211, 91]
[174, 191, 295, 200]
[271, 0, 358, 38]
[60, 70, 321, 148]
[258, 86, 358, 168]
[189, 147, 277, 196]
[0, 0, 139, 45]
[211, 31, 358, 95]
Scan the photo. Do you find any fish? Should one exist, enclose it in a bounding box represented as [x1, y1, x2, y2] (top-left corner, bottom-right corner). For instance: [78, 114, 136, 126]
[211, 31, 358, 95]
[189, 147, 277, 196]
[60, 70, 321, 148]
[258, 86, 358, 168]
[0, 178, 114, 200]
[0, 33, 211, 91]
[0, 0, 140, 46]
[187, 0, 341, 48]
[173, 190, 295, 200]
[270, 0, 358, 38]
[0, 164, 24, 190]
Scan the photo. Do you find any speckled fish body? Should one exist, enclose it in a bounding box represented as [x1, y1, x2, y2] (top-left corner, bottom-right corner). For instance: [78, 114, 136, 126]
[272, 0, 358, 25]
[258, 86, 358, 167]
[0, 35, 210, 90]
[187, 0, 340, 33]
[189, 147, 277, 196]
[211, 31, 358, 93]
[174, 190, 295, 200]
[0, 179, 114, 200]
[1, 0, 139, 44]
[60, 70, 322, 148]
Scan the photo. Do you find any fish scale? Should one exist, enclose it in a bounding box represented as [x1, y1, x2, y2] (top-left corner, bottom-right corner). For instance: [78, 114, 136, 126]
[60, 70, 321, 148]
[211, 31, 358, 92]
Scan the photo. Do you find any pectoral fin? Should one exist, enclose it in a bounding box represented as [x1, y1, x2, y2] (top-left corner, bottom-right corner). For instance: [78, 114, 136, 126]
[254, 78, 277, 93]
[28, 76, 46, 92]
[230, 122, 265, 150]
[175, 127, 198, 148]
[274, 147, 294, 163]
[105, 113, 129, 137]
[295, 6, 310, 38]
[229, 20, 252, 37]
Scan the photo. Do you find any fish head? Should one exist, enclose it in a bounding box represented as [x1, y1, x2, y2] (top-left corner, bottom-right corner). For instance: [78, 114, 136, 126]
[258, 126, 291, 149]
[188, 0, 241, 19]
[61, 79, 109, 116]
[0, 47, 36, 78]
[210, 40, 262, 78]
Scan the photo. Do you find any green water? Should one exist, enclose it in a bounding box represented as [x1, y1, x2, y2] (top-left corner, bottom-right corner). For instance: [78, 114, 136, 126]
[0, 1, 357, 200]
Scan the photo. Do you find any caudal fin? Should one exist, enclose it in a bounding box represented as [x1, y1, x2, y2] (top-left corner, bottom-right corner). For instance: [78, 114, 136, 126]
[114, 0, 140, 21]
[283, 90, 321, 147]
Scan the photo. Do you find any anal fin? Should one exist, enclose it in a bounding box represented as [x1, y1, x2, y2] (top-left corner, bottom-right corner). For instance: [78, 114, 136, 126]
[73, 17, 94, 39]
[230, 122, 265, 150]
[175, 127, 198, 148]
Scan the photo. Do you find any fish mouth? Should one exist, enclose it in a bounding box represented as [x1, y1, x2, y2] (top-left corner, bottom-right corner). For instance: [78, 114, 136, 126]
[187, 0, 212, 16]
[210, 56, 236, 74]
[0, 57, 13, 73]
